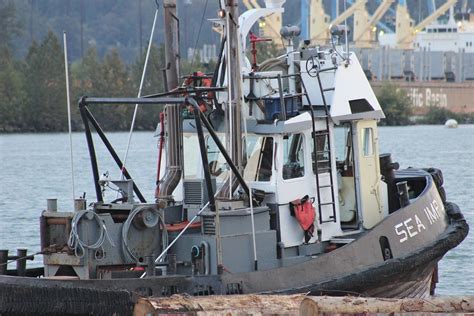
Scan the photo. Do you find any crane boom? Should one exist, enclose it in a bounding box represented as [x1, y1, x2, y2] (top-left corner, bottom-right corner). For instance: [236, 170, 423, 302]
[354, 0, 394, 42]
[312, 0, 366, 42]
[398, 0, 457, 44]
[414, 0, 457, 32]
[331, 0, 367, 27]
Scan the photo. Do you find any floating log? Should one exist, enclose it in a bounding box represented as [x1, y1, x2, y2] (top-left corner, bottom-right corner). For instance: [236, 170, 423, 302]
[300, 295, 474, 315]
[133, 294, 304, 315]
[134, 294, 474, 316]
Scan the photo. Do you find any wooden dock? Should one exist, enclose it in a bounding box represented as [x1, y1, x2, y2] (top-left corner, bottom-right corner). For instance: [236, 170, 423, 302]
[134, 294, 474, 315]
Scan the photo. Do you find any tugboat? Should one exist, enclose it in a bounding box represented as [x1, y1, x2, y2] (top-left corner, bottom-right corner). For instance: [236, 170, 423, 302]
[0, 0, 468, 314]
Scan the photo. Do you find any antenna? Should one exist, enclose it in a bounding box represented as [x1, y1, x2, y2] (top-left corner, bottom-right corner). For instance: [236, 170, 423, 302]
[63, 31, 76, 206]
[344, 0, 349, 59]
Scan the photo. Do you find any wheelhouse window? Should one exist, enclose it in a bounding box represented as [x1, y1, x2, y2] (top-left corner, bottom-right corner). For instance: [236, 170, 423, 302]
[282, 133, 305, 179]
[312, 131, 329, 174]
[362, 128, 374, 156]
[184, 134, 198, 178]
[244, 135, 273, 182]
[206, 135, 228, 181]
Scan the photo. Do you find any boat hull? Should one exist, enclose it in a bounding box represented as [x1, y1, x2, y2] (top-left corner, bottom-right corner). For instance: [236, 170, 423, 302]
[0, 179, 468, 315]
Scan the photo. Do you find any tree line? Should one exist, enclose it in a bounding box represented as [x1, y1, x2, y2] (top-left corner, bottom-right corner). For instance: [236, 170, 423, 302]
[0, 28, 218, 133]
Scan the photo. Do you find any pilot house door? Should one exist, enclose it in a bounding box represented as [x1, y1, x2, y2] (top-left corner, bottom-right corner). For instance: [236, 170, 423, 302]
[353, 120, 383, 229]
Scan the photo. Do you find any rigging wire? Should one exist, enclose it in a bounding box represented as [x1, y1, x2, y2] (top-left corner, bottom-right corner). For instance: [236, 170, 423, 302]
[120, 1, 160, 180]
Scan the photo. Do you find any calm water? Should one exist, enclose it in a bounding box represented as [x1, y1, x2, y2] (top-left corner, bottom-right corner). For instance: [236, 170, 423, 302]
[0, 125, 472, 295]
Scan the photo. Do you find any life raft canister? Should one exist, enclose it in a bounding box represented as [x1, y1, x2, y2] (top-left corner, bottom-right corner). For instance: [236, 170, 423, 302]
[290, 195, 316, 243]
[184, 71, 212, 112]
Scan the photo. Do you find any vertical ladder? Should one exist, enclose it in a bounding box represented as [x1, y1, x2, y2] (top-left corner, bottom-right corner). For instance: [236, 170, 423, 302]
[300, 68, 337, 224]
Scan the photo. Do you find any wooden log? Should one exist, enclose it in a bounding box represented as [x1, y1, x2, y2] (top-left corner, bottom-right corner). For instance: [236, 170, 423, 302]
[300, 296, 474, 315]
[134, 294, 474, 316]
[133, 294, 304, 315]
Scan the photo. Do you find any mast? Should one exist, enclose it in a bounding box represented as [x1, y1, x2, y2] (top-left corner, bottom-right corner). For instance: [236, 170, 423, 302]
[163, 0, 180, 90]
[219, 0, 244, 198]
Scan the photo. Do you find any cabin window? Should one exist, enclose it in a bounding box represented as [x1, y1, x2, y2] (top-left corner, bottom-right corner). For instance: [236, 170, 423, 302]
[362, 128, 374, 156]
[206, 135, 227, 181]
[312, 131, 330, 174]
[184, 134, 198, 178]
[282, 133, 305, 179]
[243, 135, 273, 182]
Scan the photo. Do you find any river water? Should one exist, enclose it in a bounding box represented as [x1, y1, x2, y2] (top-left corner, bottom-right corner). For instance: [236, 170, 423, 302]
[0, 125, 472, 295]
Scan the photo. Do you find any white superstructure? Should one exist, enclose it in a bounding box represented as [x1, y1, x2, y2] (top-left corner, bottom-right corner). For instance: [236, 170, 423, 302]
[414, 9, 474, 53]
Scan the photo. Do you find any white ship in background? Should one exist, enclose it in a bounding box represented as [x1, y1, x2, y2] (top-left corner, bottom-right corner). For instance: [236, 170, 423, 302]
[414, 6, 474, 53]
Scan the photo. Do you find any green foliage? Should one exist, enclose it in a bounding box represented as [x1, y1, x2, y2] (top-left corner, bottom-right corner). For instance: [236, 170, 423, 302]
[24, 30, 67, 132]
[0, 1, 22, 48]
[419, 107, 474, 125]
[0, 46, 27, 132]
[376, 84, 412, 126]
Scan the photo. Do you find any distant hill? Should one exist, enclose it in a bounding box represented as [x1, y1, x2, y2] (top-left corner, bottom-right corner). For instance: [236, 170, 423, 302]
[8, 0, 473, 64]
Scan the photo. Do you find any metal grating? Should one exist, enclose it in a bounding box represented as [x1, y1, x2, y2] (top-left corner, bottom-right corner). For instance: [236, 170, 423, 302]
[184, 180, 203, 205]
[202, 216, 215, 235]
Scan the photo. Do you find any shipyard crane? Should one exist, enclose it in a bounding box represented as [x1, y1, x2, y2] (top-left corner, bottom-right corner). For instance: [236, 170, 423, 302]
[242, 0, 283, 45]
[396, 0, 457, 48]
[353, 0, 394, 47]
[311, 0, 367, 44]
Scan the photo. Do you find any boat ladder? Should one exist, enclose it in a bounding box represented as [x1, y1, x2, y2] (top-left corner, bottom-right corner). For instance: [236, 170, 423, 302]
[300, 68, 337, 224]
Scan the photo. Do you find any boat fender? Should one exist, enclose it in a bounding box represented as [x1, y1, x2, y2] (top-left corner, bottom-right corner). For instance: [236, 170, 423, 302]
[423, 168, 446, 202]
[289, 195, 316, 243]
[423, 168, 444, 188]
[444, 201, 464, 221]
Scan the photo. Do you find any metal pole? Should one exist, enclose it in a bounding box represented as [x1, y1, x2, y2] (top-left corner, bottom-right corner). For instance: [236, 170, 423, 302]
[63, 31, 76, 205]
[344, 0, 349, 59]
[243, 118, 258, 271]
[164, 0, 180, 90]
[79, 101, 103, 203]
[225, 7, 234, 200]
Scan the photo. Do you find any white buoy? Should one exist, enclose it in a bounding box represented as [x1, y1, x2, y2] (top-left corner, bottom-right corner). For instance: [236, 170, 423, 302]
[445, 119, 458, 128]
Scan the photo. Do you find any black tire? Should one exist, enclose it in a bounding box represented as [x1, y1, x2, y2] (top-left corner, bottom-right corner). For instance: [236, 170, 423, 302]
[0, 284, 133, 315]
[444, 201, 464, 221]
[423, 168, 444, 188]
[438, 186, 447, 203]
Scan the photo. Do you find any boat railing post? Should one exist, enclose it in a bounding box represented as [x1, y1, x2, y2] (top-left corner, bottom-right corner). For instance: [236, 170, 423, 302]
[16, 249, 27, 277]
[396, 181, 410, 207]
[277, 74, 286, 120]
[0, 250, 8, 275]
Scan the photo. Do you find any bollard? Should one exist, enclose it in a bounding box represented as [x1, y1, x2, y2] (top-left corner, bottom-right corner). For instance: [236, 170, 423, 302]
[16, 249, 27, 277]
[0, 250, 8, 275]
[47, 199, 58, 212]
[145, 256, 156, 277]
[74, 198, 87, 211]
[397, 181, 410, 207]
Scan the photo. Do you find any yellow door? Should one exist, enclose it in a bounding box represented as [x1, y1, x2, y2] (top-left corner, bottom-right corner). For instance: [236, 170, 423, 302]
[354, 120, 384, 229]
